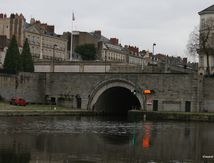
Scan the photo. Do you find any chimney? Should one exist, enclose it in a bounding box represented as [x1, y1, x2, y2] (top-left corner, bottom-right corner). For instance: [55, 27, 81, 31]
[110, 38, 119, 45]
[94, 30, 101, 39]
[30, 18, 36, 24]
[183, 58, 187, 65]
[10, 13, 15, 19]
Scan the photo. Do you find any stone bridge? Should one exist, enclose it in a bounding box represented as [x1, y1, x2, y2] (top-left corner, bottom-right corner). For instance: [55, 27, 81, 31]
[0, 72, 203, 114]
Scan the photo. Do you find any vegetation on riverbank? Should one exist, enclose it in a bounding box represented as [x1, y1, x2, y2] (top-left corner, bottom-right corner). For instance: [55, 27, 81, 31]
[0, 101, 72, 111]
[0, 102, 96, 116]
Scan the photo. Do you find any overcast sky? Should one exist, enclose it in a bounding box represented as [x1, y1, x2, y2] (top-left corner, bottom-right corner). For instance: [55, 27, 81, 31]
[1, 0, 213, 60]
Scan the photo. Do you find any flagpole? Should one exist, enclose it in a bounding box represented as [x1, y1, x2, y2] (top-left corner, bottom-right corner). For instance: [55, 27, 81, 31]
[70, 12, 75, 61]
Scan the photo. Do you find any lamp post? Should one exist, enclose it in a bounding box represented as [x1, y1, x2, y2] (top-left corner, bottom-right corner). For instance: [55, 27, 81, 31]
[152, 43, 156, 56]
[52, 44, 57, 72]
[152, 43, 156, 72]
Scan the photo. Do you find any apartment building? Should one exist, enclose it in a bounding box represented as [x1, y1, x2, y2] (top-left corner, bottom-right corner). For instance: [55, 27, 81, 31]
[198, 4, 214, 75]
[69, 30, 145, 68]
[25, 19, 68, 61]
[0, 14, 68, 64]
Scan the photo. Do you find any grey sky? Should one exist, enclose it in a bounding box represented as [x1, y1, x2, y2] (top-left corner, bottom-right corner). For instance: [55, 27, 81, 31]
[1, 0, 213, 59]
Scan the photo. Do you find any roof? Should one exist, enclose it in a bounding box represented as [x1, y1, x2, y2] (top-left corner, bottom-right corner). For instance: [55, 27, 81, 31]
[89, 31, 109, 43]
[104, 42, 123, 51]
[199, 4, 214, 15]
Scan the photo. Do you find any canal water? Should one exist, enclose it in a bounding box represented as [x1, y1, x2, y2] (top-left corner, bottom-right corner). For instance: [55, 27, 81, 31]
[0, 116, 213, 163]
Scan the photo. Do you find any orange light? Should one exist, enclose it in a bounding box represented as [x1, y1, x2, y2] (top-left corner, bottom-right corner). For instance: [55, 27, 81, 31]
[142, 135, 150, 148]
[144, 89, 153, 94]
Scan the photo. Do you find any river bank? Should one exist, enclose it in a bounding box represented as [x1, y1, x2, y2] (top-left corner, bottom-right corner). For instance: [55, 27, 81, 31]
[0, 102, 95, 116]
[128, 110, 214, 122]
[1, 102, 214, 122]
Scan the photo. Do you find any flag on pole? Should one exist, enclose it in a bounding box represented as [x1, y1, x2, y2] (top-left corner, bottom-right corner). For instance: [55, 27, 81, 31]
[72, 12, 75, 21]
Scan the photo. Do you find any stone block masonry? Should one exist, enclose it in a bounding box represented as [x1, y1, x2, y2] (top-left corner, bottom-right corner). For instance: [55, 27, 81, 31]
[0, 73, 46, 103]
[0, 72, 204, 112]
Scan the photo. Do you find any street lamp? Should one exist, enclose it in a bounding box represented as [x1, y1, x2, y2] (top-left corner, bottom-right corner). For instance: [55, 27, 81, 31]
[152, 43, 156, 56]
[152, 43, 156, 64]
[52, 44, 57, 72]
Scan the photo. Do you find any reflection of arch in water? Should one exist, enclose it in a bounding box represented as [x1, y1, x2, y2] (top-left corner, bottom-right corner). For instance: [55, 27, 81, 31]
[100, 134, 131, 145]
[87, 79, 144, 114]
[0, 150, 31, 162]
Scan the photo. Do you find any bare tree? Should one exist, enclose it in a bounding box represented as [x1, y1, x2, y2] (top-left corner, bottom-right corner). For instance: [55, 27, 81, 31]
[187, 17, 214, 76]
[187, 26, 199, 57]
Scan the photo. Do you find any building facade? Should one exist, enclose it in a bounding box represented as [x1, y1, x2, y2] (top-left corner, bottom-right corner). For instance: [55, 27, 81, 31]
[70, 30, 145, 68]
[101, 42, 127, 62]
[198, 5, 214, 75]
[25, 19, 68, 61]
[0, 13, 25, 46]
[0, 14, 68, 65]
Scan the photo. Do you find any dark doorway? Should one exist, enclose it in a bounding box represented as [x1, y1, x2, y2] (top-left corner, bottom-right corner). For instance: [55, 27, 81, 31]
[51, 97, 56, 105]
[185, 101, 191, 112]
[153, 100, 158, 111]
[76, 95, 81, 109]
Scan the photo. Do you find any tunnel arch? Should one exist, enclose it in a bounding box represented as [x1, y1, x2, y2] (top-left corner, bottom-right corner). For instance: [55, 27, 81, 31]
[87, 79, 144, 114]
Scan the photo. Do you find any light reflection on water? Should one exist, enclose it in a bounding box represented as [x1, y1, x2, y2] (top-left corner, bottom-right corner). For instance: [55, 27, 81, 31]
[0, 116, 213, 163]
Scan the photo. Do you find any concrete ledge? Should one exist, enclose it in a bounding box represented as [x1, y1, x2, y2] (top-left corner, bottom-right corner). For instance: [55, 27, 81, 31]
[128, 110, 214, 122]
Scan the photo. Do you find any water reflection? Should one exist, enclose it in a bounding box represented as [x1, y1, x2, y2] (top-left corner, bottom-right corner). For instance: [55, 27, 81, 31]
[142, 123, 151, 148]
[0, 151, 30, 163]
[0, 116, 213, 163]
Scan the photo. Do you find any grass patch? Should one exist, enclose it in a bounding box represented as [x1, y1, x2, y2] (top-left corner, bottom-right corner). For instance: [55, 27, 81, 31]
[0, 102, 74, 111]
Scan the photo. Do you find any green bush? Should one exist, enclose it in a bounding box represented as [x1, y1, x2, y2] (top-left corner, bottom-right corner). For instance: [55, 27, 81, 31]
[75, 44, 96, 60]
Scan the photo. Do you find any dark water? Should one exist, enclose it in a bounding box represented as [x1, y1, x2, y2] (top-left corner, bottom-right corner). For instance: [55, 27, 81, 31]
[0, 116, 213, 163]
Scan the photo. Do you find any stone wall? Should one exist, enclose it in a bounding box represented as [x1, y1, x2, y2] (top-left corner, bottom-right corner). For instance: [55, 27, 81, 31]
[16, 73, 46, 103]
[0, 72, 201, 112]
[0, 73, 45, 103]
[43, 73, 199, 112]
[0, 73, 16, 100]
[203, 77, 214, 112]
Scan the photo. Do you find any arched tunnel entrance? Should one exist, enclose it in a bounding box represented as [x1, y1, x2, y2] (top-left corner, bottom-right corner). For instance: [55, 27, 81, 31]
[93, 87, 141, 115]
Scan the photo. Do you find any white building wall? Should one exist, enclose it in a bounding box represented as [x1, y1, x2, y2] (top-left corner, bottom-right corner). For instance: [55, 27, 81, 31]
[199, 11, 214, 75]
[34, 65, 51, 72]
[84, 65, 110, 72]
[0, 18, 10, 39]
[55, 65, 80, 72]
[25, 29, 68, 61]
[0, 47, 7, 68]
[129, 55, 144, 69]
[34, 63, 111, 73]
